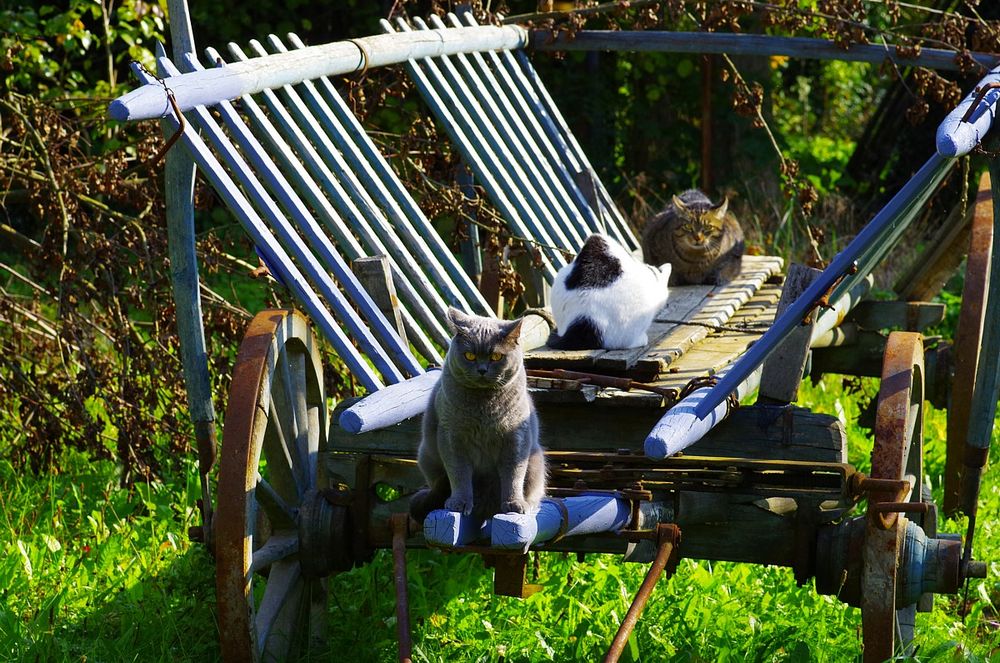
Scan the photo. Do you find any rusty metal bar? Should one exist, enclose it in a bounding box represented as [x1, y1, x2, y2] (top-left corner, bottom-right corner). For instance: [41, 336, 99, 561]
[603, 524, 680, 663]
[526, 368, 678, 399]
[868, 501, 930, 514]
[391, 513, 413, 663]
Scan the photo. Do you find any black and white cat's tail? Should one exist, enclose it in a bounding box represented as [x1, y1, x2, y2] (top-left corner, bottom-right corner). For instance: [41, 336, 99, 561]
[546, 316, 604, 350]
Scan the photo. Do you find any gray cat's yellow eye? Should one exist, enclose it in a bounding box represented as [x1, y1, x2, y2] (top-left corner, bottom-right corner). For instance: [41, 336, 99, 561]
[490, 352, 503, 362]
[463, 351, 476, 361]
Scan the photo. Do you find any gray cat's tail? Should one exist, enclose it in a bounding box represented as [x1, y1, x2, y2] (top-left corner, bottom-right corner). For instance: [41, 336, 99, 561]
[408, 486, 447, 523]
[547, 316, 603, 350]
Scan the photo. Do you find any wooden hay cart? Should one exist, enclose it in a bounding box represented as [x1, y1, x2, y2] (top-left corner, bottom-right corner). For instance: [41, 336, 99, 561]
[110, 4, 1000, 661]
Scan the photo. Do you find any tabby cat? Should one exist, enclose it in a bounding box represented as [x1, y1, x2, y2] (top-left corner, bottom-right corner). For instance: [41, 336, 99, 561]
[409, 308, 547, 523]
[642, 189, 745, 285]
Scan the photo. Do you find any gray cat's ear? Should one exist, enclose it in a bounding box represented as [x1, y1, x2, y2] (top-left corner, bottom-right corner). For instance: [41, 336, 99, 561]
[502, 318, 524, 347]
[445, 306, 467, 334]
[712, 196, 729, 219]
[672, 194, 687, 211]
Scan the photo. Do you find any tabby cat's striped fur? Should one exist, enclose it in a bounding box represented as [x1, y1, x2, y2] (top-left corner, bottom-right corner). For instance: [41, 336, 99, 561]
[642, 189, 744, 285]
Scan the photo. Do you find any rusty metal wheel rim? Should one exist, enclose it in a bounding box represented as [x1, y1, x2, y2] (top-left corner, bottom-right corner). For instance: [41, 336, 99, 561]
[944, 171, 994, 514]
[216, 309, 328, 663]
[862, 331, 924, 663]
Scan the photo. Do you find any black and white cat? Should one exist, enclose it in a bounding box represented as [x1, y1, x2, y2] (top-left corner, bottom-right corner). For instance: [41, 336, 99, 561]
[547, 234, 671, 350]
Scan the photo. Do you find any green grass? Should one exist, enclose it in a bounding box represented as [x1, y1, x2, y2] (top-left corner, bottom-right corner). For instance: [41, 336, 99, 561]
[3, 376, 1000, 661]
[0, 452, 218, 661]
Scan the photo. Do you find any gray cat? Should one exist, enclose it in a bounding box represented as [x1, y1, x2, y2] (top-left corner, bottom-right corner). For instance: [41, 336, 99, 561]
[409, 307, 547, 523]
[642, 189, 745, 285]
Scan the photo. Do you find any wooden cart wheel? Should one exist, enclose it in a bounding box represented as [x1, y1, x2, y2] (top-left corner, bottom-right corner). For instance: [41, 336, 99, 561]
[216, 309, 331, 662]
[944, 171, 994, 514]
[862, 331, 925, 663]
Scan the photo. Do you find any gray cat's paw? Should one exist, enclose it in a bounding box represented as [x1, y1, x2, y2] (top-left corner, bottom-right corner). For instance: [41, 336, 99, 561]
[444, 495, 473, 515]
[501, 498, 530, 514]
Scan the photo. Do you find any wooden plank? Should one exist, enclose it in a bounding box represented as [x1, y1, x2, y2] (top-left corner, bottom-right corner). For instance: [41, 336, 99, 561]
[590, 285, 713, 371]
[328, 399, 845, 463]
[686, 405, 846, 462]
[627, 256, 783, 375]
[758, 263, 822, 404]
[352, 256, 407, 344]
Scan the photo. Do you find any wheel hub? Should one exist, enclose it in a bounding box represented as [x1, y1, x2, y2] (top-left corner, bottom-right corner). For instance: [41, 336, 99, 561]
[816, 516, 966, 608]
[298, 486, 354, 577]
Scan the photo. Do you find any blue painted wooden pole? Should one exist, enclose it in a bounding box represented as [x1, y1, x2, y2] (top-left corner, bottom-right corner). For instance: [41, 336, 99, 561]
[422, 495, 632, 550]
[693, 153, 954, 419]
[937, 63, 1000, 158]
[160, 2, 218, 533]
[337, 369, 440, 434]
[423, 510, 492, 547]
[491, 495, 632, 552]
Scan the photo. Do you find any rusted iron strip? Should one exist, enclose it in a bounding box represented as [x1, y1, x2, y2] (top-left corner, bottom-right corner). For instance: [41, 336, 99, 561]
[603, 524, 681, 663]
[391, 513, 413, 663]
[526, 368, 678, 399]
[945, 171, 994, 514]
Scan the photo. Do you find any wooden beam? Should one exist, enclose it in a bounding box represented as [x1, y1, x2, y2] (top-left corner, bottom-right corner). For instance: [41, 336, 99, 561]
[529, 31, 998, 73]
[330, 399, 846, 463]
[757, 263, 821, 404]
[352, 255, 408, 345]
[846, 300, 946, 332]
[894, 203, 971, 302]
[110, 24, 529, 121]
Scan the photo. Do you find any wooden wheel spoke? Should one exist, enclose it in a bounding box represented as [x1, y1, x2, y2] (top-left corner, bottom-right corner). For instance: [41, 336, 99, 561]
[307, 578, 328, 651]
[264, 400, 306, 499]
[277, 345, 301, 445]
[249, 532, 299, 575]
[289, 346, 315, 485]
[255, 476, 298, 526]
[255, 560, 304, 659]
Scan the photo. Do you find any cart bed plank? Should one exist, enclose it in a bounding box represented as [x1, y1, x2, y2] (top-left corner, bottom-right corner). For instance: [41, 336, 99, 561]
[524, 255, 783, 377]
